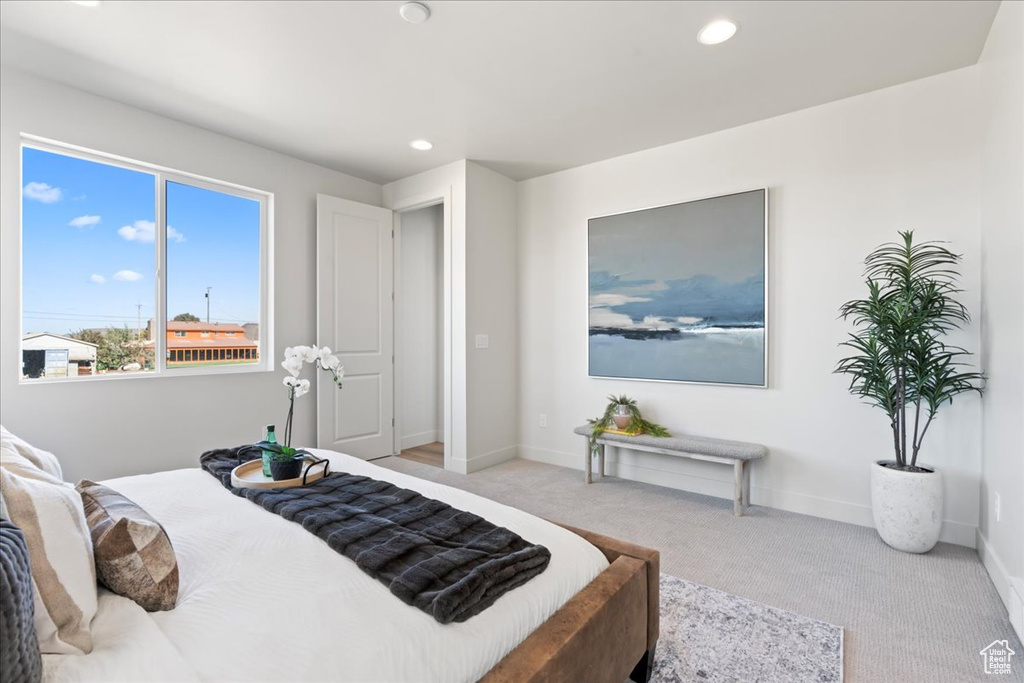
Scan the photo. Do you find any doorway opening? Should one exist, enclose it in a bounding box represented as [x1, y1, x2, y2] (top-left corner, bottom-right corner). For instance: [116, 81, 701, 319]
[394, 203, 444, 468]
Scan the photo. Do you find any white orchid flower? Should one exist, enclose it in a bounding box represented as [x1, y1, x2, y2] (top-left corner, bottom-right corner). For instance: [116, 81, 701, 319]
[322, 353, 341, 371]
[292, 344, 315, 366]
[281, 357, 303, 377]
[293, 378, 311, 398]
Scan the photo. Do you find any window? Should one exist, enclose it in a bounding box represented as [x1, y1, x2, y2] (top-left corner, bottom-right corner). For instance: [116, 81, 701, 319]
[20, 140, 270, 382]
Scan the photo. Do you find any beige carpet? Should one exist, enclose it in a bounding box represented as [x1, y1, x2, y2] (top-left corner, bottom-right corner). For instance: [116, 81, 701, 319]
[375, 456, 1022, 683]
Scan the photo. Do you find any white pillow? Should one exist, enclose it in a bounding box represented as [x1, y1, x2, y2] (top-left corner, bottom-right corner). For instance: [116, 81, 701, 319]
[1, 426, 64, 480]
[0, 448, 97, 654]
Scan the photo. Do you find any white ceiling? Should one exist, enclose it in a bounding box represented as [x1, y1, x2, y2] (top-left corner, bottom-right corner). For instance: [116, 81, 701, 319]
[0, 0, 1000, 184]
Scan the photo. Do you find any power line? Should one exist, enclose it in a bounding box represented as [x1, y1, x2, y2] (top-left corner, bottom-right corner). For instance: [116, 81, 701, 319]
[23, 310, 153, 319]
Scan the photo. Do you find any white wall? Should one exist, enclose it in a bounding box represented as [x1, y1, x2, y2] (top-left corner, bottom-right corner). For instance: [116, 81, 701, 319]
[383, 161, 518, 473]
[977, 0, 1024, 639]
[517, 67, 984, 547]
[0, 67, 382, 482]
[465, 161, 519, 471]
[397, 204, 443, 449]
[384, 161, 467, 471]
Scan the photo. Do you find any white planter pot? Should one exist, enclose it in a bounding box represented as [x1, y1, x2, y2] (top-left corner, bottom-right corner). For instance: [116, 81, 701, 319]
[870, 460, 943, 553]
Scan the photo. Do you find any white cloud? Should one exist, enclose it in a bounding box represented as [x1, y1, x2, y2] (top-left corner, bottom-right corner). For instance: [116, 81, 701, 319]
[69, 215, 101, 228]
[118, 220, 185, 243]
[589, 293, 652, 308]
[590, 307, 635, 328]
[113, 270, 143, 282]
[118, 220, 154, 242]
[23, 182, 63, 203]
[89, 274, 106, 284]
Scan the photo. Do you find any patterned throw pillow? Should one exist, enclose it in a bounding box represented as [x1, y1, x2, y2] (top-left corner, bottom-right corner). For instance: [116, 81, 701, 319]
[0, 451, 96, 655]
[76, 481, 178, 612]
[0, 519, 42, 683]
[0, 427, 63, 481]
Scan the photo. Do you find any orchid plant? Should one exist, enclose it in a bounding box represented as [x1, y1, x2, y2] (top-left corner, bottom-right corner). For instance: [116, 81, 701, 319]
[274, 345, 344, 458]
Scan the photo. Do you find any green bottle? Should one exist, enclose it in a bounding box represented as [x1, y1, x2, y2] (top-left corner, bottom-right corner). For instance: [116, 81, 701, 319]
[262, 425, 277, 478]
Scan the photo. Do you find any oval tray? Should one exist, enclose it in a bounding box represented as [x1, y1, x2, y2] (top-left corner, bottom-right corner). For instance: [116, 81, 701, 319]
[231, 457, 329, 489]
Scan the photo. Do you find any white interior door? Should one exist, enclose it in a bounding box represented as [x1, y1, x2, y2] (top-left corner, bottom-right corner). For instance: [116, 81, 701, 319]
[316, 194, 394, 459]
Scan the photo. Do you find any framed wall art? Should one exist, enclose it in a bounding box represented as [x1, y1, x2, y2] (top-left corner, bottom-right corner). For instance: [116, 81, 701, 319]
[588, 188, 768, 387]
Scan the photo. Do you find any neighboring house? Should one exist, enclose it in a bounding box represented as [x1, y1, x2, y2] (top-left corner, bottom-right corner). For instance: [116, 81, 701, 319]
[242, 322, 259, 343]
[21, 333, 97, 378]
[161, 321, 259, 365]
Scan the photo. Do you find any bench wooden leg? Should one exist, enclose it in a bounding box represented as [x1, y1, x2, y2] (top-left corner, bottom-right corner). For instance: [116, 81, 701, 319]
[742, 460, 751, 508]
[584, 438, 592, 484]
[733, 461, 743, 516]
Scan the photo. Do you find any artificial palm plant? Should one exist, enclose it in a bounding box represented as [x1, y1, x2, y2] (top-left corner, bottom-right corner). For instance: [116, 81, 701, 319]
[835, 231, 984, 471]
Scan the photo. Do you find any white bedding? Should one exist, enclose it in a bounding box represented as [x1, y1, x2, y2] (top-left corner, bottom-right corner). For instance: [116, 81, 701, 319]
[42, 450, 609, 683]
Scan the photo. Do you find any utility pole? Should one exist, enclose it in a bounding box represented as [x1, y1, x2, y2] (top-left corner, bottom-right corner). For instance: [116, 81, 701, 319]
[136, 302, 143, 363]
[205, 287, 212, 324]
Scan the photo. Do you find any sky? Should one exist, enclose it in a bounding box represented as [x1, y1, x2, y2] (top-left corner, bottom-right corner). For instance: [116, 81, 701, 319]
[22, 147, 260, 336]
[588, 189, 766, 327]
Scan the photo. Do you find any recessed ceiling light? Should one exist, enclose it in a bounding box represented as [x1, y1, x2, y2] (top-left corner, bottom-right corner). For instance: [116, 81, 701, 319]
[409, 139, 433, 151]
[697, 19, 737, 45]
[71, 0, 102, 6]
[399, 2, 431, 25]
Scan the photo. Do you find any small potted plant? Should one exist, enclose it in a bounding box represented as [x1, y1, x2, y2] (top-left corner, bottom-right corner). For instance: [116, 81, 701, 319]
[835, 231, 983, 553]
[588, 395, 669, 454]
[262, 345, 344, 481]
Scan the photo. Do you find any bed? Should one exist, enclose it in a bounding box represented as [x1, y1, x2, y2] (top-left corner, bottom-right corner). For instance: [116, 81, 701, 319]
[40, 449, 659, 683]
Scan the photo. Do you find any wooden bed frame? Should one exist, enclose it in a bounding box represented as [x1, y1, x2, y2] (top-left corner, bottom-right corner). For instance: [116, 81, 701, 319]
[482, 523, 660, 683]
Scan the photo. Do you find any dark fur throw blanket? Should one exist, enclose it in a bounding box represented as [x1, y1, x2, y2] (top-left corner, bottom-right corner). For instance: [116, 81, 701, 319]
[200, 447, 550, 624]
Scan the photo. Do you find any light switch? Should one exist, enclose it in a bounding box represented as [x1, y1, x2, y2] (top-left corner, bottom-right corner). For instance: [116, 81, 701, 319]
[475, 334, 489, 349]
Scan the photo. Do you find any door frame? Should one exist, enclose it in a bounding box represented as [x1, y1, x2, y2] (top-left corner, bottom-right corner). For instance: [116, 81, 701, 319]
[391, 189, 453, 470]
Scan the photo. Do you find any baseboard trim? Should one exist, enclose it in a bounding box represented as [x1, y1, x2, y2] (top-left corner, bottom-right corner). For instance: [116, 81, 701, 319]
[977, 530, 1024, 641]
[400, 431, 442, 450]
[466, 445, 518, 473]
[518, 444, 977, 548]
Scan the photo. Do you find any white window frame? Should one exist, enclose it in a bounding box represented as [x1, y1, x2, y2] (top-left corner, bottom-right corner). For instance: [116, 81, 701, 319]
[19, 135, 274, 383]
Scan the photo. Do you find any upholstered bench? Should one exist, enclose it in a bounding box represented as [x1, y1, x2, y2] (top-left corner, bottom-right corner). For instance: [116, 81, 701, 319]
[573, 426, 769, 516]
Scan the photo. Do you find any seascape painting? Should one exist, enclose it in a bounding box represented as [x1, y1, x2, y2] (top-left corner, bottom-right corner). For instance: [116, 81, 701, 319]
[588, 189, 767, 386]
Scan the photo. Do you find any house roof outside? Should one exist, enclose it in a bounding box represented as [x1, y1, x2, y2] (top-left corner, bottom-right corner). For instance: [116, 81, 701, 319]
[22, 332, 98, 348]
[166, 321, 247, 333]
[21, 332, 98, 362]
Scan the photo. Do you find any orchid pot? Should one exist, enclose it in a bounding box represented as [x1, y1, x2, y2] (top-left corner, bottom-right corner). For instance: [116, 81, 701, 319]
[269, 456, 304, 481]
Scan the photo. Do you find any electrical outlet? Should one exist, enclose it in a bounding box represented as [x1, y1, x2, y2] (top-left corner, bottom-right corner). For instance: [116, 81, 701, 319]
[539, 414, 548, 428]
[995, 492, 1001, 523]
[475, 334, 489, 349]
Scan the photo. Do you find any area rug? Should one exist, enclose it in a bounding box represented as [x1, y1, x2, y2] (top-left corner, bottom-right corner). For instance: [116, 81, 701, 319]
[652, 574, 844, 683]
